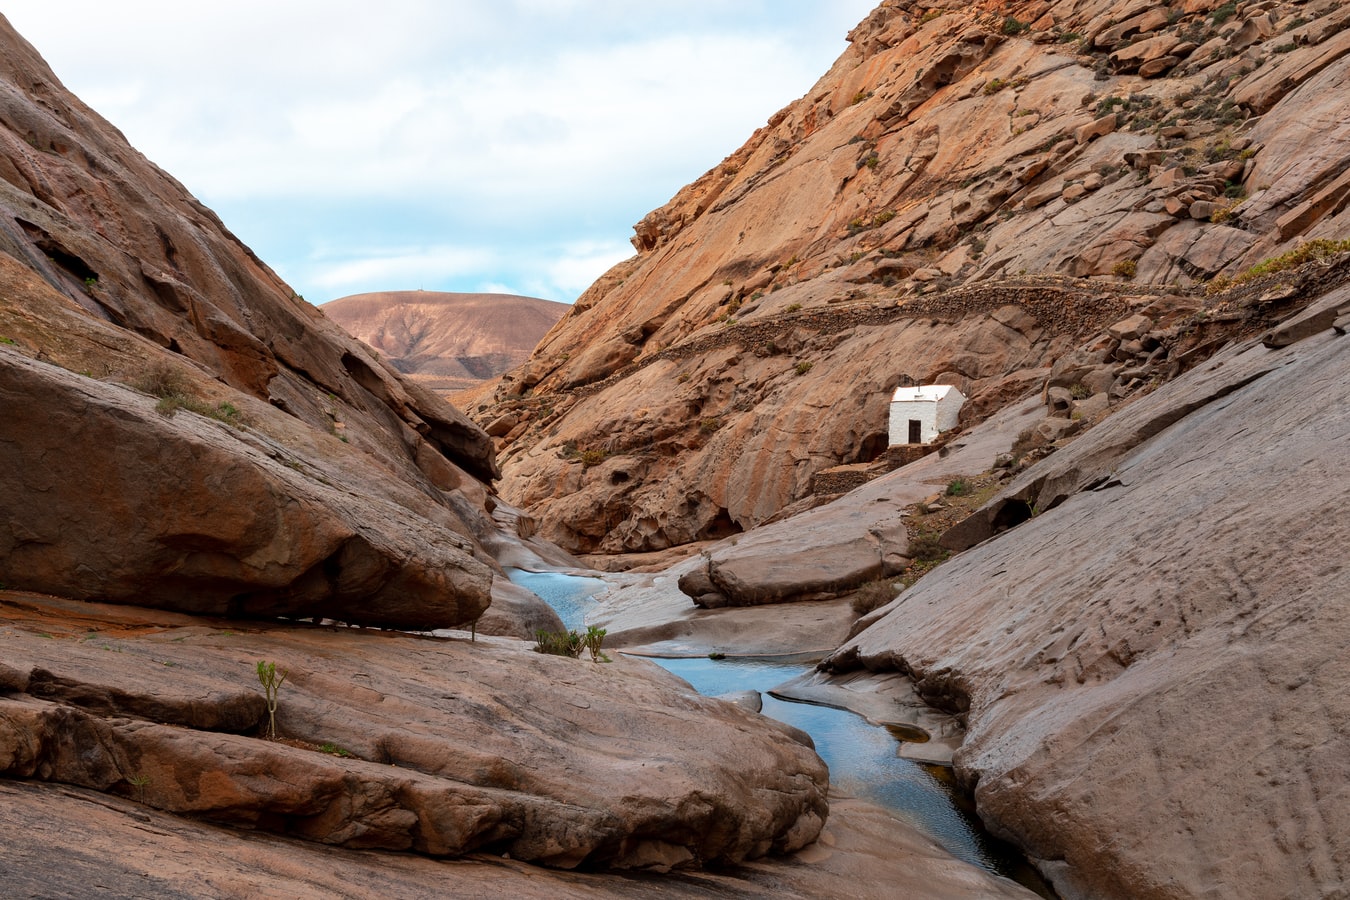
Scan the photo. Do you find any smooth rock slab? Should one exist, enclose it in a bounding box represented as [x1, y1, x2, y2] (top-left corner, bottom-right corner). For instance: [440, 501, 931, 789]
[0, 352, 492, 630]
[0, 594, 827, 871]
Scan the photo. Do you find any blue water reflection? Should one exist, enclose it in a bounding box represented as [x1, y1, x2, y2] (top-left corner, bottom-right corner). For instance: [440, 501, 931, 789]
[508, 570, 1050, 894]
[505, 568, 603, 630]
[650, 656, 1000, 872]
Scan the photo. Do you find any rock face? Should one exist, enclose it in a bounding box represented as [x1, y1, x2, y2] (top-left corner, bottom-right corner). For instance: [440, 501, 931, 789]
[464, 0, 1350, 555]
[0, 15, 501, 629]
[0, 594, 827, 872]
[822, 283, 1350, 898]
[324, 291, 568, 395]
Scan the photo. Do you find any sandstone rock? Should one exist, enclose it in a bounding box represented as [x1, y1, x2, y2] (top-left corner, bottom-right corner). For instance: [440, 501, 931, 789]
[1137, 55, 1180, 78]
[1108, 34, 1181, 73]
[682, 498, 911, 607]
[1061, 183, 1088, 202]
[1075, 113, 1117, 144]
[827, 306, 1350, 898]
[0, 780, 1037, 899]
[0, 353, 492, 630]
[0, 14, 517, 633]
[1107, 313, 1153, 342]
[474, 0, 1350, 559]
[0, 594, 829, 871]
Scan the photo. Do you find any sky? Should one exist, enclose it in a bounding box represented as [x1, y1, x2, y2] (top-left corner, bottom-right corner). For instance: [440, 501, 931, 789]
[4, 2, 878, 304]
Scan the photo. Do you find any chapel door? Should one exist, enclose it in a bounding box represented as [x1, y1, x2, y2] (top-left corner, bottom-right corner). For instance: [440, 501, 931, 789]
[908, 419, 922, 444]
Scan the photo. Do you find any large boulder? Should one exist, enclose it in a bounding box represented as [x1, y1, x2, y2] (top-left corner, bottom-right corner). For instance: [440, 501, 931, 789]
[0, 351, 492, 630]
[678, 499, 910, 607]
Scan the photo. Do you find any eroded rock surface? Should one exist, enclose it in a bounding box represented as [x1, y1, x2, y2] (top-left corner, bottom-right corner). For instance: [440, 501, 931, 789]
[469, 0, 1350, 556]
[824, 290, 1350, 898]
[0, 15, 503, 629]
[0, 593, 827, 872]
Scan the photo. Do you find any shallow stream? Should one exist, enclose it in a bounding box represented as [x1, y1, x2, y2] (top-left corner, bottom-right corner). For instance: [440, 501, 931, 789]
[507, 569, 1051, 895]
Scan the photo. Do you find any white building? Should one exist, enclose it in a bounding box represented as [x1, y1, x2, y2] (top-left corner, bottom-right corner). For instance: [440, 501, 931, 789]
[888, 384, 966, 445]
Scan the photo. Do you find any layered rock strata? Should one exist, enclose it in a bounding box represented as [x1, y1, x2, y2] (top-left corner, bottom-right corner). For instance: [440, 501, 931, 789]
[821, 280, 1350, 898]
[0, 15, 502, 629]
[470, 0, 1350, 556]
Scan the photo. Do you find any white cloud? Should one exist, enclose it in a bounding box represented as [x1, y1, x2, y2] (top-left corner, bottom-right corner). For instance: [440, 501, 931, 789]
[3, 1, 879, 303]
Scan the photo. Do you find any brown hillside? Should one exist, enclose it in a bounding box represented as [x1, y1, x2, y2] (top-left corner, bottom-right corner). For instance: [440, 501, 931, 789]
[324, 290, 567, 394]
[467, 0, 1350, 555]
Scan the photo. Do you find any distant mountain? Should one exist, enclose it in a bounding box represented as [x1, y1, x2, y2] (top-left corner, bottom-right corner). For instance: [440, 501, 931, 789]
[324, 291, 568, 394]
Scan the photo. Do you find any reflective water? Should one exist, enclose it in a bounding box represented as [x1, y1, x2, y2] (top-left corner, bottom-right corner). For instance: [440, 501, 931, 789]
[505, 568, 604, 630]
[511, 570, 1051, 895]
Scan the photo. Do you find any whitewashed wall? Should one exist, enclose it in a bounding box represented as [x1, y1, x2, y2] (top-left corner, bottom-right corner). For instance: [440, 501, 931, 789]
[888, 388, 965, 445]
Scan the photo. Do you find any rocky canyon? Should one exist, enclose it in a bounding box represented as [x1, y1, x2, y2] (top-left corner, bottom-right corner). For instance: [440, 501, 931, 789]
[2, 1, 1349, 899]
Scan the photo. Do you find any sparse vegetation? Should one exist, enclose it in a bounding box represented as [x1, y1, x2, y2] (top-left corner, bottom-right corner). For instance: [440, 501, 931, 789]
[1211, 2, 1238, 25]
[580, 448, 607, 468]
[699, 417, 721, 434]
[851, 579, 900, 617]
[319, 742, 354, 758]
[785, 303, 802, 313]
[920, 10, 944, 24]
[1113, 259, 1138, 280]
[945, 477, 970, 497]
[1207, 238, 1350, 294]
[794, 361, 814, 376]
[534, 625, 609, 662]
[1069, 382, 1092, 400]
[983, 78, 1007, 95]
[535, 628, 584, 657]
[256, 660, 288, 741]
[136, 364, 244, 426]
[1210, 197, 1245, 224]
[1002, 16, 1029, 35]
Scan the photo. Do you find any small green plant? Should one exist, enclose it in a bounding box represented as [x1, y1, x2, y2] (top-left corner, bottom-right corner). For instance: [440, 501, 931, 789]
[785, 303, 802, 312]
[699, 417, 721, 434]
[851, 579, 900, 617]
[126, 774, 151, 803]
[863, 153, 879, 169]
[319, 742, 354, 758]
[909, 528, 949, 565]
[1112, 258, 1138, 280]
[582, 625, 610, 663]
[83, 276, 98, 288]
[851, 90, 872, 105]
[945, 478, 970, 497]
[0, 336, 15, 345]
[983, 78, 1007, 95]
[708, 651, 726, 660]
[921, 10, 943, 24]
[256, 660, 288, 740]
[1069, 382, 1092, 400]
[534, 628, 584, 658]
[1057, 31, 1082, 43]
[677, 372, 691, 383]
[794, 361, 814, 376]
[579, 448, 607, 468]
[1002, 16, 1029, 35]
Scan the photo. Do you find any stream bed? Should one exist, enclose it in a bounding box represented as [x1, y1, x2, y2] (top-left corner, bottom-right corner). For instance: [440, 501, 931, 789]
[507, 569, 1052, 895]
